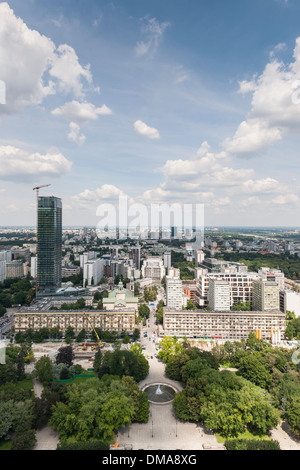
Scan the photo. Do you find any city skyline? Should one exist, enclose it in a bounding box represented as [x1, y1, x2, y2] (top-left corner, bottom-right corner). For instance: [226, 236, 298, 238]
[0, 0, 300, 227]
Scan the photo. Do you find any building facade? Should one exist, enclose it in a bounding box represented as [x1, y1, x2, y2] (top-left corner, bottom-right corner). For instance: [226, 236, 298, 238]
[14, 309, 136, 335]
[252, 278, 280, 311]
[208, 278, 231, 311]
[166, 275, 183, 311]
[37, 196, 62, 295]
[163, 308, 286, 342]
[141, 257, 166, 281]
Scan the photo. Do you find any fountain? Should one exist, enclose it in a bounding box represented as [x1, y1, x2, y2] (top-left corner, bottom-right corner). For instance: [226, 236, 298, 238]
[143, 383, 176, 404]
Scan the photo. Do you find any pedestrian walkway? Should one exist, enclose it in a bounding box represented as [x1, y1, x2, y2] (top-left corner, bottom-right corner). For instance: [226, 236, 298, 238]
[32, 378, 59, 451]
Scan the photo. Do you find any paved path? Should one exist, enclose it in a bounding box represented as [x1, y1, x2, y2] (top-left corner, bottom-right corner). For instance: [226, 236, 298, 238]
[270, 421, 300, 450]
[32, 378, 60, 451]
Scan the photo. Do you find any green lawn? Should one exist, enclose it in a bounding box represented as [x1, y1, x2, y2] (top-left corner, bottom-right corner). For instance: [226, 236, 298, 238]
[216, 428, 271, 443]
[0, 378, 33, 393]
[0, 439, 12, 450]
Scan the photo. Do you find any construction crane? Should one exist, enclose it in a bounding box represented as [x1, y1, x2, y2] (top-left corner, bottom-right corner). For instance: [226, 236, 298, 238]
[83, 312, 104, 349]
[32, 184, 51, 294]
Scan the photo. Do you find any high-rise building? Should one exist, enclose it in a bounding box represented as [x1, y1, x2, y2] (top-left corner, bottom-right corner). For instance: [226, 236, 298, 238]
[252, 278, 280, 311]
[37, 196, 62, 296]
[130, 246, 141, 270]
[166, 275, 183, 311]
[6, 260, 24, 279]
[163, 251, 171, 269]
[208, 278, 231, 311]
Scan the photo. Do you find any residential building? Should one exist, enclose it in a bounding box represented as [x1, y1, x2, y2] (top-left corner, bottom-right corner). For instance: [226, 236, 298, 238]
[280, 289, 300, 317]
[83, 258, 105, 286]
[141, 257, 166, 281]
[252, 278, 280, 311]
[258, 267, 285, 290]
[166, 276, 183, 311]
[163, 308, 286, 342]
[129, 246, 141, 270]
[163, 251, 171, 269]
[197, 272, 253, 308]
[208, 278, 231, 311]
[6, 260, 24, 279]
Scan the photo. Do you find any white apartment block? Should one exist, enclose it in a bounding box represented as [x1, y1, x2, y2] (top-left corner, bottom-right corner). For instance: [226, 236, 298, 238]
[208, 278, 231, 311]
[197, 272, 253, 308]
[166, 276, 183, 311]
[280, 289, 300, 317]
[252, 278, 280, 311]
[80, 251, 97, 269]
[141, 257, 166, 281]
[258, 267, 285, 290]
[167, 267, 180, 278]
[83, 258, 105, 286]
[194, 249, 205, 266]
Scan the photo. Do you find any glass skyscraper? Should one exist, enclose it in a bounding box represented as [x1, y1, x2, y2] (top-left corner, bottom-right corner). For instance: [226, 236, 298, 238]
[37, 196, 62, 296]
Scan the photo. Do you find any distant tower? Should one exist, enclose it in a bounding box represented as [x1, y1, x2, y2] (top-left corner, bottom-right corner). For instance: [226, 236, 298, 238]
[37, 196, 62, 296]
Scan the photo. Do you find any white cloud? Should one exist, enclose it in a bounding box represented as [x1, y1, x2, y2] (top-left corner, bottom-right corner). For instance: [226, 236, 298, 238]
[0, 145, 72, 181]
[0, 3, 97, 115]
[272, 194, 299, 205]
[135, 17, 169, 57]
[68, 122, 86, 146]
[49, 44, 93, 98]
[224, 39, 300, 156]
[0, 2, 56, 113]
[223, 118, 282, 155]
[134, 120, 160, 139]
[73, 185, 134, 205]
[52, 100, 112, 124]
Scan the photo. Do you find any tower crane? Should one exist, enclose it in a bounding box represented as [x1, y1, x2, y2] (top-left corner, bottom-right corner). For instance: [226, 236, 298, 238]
[32, 184, 51, 294]
[83, 312, 104, 349]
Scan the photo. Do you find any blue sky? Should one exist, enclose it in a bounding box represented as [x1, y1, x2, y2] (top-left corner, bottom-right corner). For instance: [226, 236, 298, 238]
[0, 0, 300, 227]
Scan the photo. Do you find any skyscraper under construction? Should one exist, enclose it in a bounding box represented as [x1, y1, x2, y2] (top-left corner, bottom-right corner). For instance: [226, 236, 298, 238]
[37, 196, 62, 296]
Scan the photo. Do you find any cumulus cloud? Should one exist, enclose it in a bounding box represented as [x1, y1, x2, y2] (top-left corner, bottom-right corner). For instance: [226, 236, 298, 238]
[134, 120, 160, 139]
[0, 145, 72, 181]
[68, 122, 86, 146]
[49, 44, 93, 98]
[224, 39, 300, 155]
[0, 3, 98, 115]
[52, 100, 112, 124]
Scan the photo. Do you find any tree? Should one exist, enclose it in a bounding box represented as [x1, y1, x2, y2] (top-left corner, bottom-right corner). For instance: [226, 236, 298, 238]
[0, 400, 14, 438]
[286, 396, 300, 437]
[56, 345, 74, 368]
[34, 356, 53, 385]
[158, 336, 184, 363]
[237, 354, 270, 389]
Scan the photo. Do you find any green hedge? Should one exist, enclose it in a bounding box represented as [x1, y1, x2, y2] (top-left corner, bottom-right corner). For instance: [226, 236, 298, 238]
[225, 439, 280, 450]
[57, 440, 109, 450]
